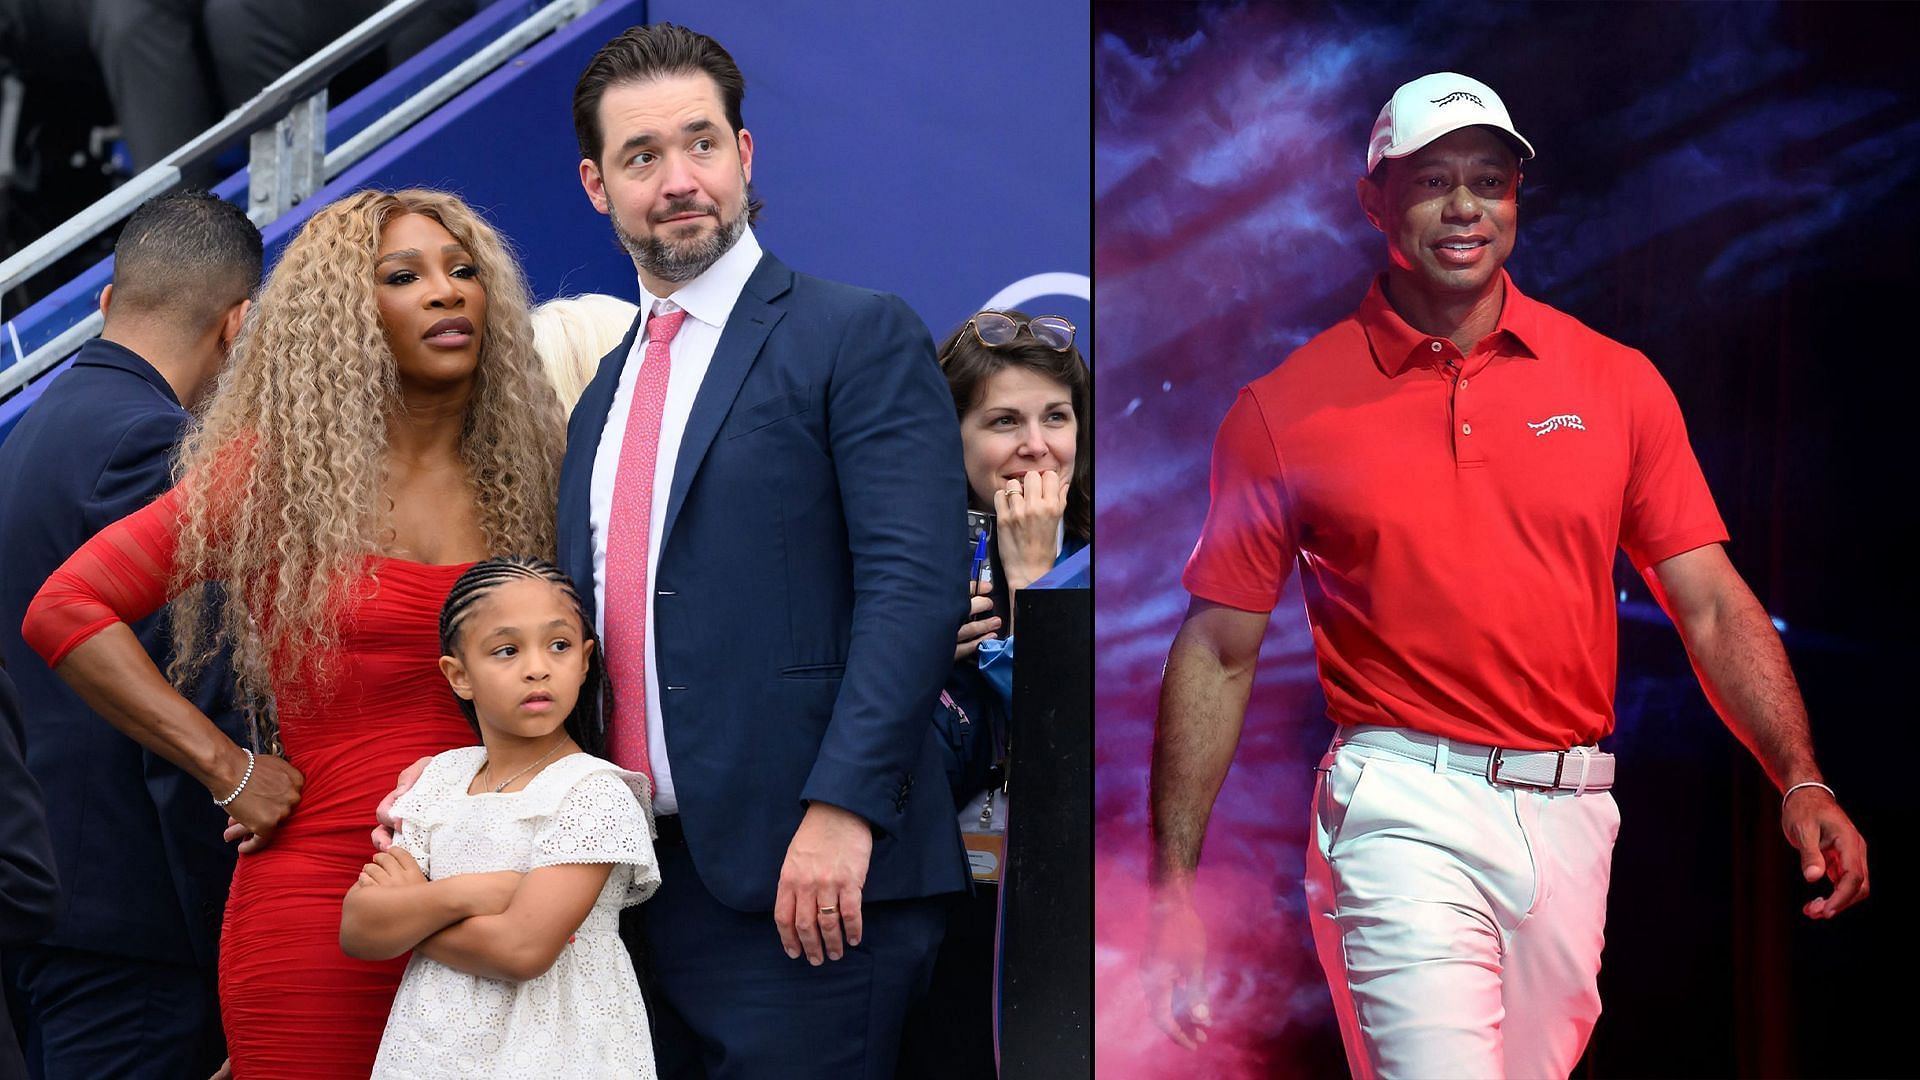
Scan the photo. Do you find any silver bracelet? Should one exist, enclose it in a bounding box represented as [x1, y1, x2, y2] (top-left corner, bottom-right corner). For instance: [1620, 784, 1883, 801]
[215, 748, 256, 808]
[1780, 780, 1834, 810]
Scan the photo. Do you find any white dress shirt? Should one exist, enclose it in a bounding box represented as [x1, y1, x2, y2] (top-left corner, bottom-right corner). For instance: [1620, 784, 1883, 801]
[590, 225, 763, 816]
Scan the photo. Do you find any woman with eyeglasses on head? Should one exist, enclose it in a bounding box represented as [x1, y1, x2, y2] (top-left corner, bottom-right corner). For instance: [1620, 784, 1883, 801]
[944, 309, 1089, 679]
[899, 308, 1090, 1077]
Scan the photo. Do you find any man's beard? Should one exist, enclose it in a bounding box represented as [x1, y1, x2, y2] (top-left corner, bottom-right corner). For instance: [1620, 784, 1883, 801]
[612, 186, 749, 285]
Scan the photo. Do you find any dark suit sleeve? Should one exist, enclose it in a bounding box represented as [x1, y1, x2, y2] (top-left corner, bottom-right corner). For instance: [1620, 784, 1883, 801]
[799, 293, 969, 832]
[84, 409, 187, 535]
[0, 667, 60, 945]
[74, 407, 193, 703]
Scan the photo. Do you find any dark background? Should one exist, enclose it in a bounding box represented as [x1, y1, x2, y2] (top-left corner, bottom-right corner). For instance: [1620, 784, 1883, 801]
[1093, 2, 1917, 1076]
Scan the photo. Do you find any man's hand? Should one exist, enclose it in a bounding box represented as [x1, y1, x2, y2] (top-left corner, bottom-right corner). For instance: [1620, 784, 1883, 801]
[221, 750, 302, 848]
[1782, 785, 1869, 919]
[994, 469, 1069, 591]
[774, 801, 873, 965]
[956, 581, 1001, 661]
[208, 1057, 231, 1080]
[371, 755, 434, 851]
[1141, 886, 1214, 1050]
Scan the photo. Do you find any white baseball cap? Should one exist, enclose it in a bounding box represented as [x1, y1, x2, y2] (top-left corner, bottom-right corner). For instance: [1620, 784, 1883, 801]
[1366, 72, 1535, 175]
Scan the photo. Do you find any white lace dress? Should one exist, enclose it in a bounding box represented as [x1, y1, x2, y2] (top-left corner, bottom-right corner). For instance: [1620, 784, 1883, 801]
[370, 747, 660, 1079]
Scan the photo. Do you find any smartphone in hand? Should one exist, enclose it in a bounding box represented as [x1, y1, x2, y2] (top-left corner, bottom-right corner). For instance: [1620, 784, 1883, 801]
[966, 509, 995, 618]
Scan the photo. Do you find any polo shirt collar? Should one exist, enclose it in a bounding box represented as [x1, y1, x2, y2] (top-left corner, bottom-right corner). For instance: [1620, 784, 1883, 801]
[637, 223, 763, 329]
[1359, 269, 1545, 376]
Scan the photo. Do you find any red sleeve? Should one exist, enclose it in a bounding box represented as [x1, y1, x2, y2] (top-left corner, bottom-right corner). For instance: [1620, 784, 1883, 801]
[1618, 353, 1729, 571]
[21, 484, 187, 668]
[1181, 388, 1297, 612]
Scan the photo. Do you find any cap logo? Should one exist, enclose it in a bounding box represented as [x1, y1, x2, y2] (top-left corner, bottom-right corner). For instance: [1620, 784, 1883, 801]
[1429, 91, 1485, 108]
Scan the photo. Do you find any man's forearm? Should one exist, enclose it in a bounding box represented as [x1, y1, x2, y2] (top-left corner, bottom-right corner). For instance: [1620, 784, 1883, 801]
[1149, 632, 1258, 892]
[1675, 586, 1821, 791]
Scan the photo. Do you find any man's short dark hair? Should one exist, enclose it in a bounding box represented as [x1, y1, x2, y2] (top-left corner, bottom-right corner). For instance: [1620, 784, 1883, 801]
[572, 23, 766, 225]
[572, 23, 748, 167]
[111, 191, 262, 331]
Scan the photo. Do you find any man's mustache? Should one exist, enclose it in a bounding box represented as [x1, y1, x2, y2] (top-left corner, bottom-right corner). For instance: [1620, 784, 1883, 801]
[652, 199, 717, 223]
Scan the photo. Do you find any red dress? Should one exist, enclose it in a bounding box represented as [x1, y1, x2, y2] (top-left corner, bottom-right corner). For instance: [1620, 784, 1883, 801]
[23, 485, 476, 1078]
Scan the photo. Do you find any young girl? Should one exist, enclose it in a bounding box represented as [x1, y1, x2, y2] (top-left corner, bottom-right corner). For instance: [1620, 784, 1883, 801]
[339, 556, 658, 1078]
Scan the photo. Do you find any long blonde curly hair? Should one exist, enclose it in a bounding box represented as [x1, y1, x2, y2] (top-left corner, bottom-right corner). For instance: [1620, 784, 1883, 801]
[167, 189, 564, 748]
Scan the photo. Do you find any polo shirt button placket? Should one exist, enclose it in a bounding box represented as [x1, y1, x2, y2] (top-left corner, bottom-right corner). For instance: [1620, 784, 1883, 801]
[1445, 345, 1483, 466]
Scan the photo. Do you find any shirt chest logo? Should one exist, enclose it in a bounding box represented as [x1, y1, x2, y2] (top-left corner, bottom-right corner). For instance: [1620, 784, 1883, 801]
[1527, 414, 1586, 437]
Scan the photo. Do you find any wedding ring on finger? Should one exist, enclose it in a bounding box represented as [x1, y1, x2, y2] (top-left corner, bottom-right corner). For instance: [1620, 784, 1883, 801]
[817, 905, 838, 916]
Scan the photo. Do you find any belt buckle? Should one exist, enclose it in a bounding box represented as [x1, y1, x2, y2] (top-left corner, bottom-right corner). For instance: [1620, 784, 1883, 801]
[1486, 747, 1564, 790]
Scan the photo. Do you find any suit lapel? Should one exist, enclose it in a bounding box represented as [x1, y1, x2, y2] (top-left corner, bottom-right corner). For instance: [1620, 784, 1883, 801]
[659, 254, 793, 552]
[571, 310, 644, 446]
[561, 310, 645, 602]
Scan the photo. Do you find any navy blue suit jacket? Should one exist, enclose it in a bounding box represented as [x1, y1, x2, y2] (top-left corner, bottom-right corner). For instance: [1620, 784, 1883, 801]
[0, 667, 51, 1080]
[558, 252, 972, 913]
[0, 339, 243, 970]
[0, 664, 57, 947]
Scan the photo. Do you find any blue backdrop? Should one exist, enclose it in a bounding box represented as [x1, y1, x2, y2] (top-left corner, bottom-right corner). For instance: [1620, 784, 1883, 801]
[1, 0, 1090, 432]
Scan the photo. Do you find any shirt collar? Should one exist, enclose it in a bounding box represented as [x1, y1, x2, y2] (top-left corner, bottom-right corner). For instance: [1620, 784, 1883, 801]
[637, 223, 763, 329]
[77, 337, 181, 406]
[1358, 268, 1544, 376]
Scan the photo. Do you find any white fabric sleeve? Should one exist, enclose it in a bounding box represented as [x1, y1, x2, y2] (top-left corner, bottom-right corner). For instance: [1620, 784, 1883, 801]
[394, 813, 431, 878]
[531, 770, 660, 906]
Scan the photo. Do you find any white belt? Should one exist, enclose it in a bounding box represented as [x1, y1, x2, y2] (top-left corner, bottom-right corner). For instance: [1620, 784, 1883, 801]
[1326, 724, 1615, 794]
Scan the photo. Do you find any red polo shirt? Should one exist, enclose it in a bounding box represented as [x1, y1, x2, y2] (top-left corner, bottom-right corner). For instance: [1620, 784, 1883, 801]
[1183, 272, 1727, 749]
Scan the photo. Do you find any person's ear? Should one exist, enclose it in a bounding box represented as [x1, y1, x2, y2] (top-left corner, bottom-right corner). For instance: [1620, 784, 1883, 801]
[98, 282, 114, 317]
[439, 655, 474, 700]
[579, 158, 610, 215]
[736, 128, 753, 185]
[220, 298, 251, 352]
[1357, 175, 1385, 233]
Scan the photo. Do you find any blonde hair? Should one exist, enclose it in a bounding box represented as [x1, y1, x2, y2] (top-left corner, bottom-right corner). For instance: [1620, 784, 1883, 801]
[167, 188, 565, 748]
[531, 292, 639, 413]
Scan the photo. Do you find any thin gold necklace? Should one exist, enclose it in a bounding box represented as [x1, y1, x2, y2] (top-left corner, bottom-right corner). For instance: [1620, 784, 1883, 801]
[483, 734, 568, 793]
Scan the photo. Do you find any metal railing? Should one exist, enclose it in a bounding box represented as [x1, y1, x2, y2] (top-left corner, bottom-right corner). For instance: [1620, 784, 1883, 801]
[0, 0, 600, 401]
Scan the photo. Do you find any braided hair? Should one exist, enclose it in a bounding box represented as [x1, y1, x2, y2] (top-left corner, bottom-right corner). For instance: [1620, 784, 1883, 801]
[438, 556, 609, 757]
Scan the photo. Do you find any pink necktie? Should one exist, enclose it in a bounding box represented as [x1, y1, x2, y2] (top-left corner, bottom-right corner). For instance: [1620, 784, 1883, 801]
[605, 307, 687, 783]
